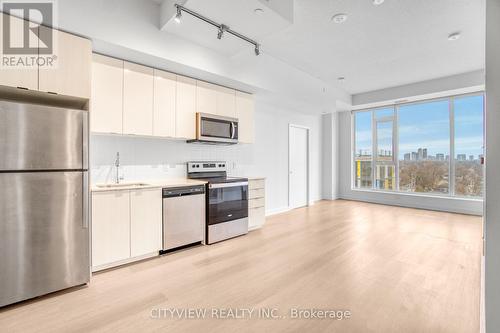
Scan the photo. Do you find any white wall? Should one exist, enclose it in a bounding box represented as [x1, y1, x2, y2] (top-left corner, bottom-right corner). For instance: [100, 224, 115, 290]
[485, 0, 500, 331]
[321, 113, 339, 200]
[337, 111, 484, 216]
[352, 70, 485, 109]
[91, 100, 323, 215]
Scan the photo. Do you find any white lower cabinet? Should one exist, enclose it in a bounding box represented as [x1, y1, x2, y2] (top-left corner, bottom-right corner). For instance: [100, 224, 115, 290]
[91, 188, 162, 271]
[248, 178, 266, 230]
[92, 191, 130, 268]
[130, 189, 162, 257]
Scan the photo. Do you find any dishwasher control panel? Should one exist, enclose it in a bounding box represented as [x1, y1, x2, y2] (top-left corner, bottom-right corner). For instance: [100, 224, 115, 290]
[162, 185, 205, 198]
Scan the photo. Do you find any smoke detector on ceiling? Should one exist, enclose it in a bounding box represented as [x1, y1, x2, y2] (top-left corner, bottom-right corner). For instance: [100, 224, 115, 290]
[331, 13, 348, 24]
[448, 32, 461, 41]
[373, 0, 385, 5]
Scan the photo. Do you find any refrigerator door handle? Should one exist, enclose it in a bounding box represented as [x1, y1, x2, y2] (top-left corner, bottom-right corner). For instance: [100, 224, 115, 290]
[82, 111, 89, 170]
[83, 171, 89, 229]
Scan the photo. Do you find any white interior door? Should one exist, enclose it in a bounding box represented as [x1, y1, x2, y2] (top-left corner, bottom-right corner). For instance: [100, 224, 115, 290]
[289, 125, 309, 209]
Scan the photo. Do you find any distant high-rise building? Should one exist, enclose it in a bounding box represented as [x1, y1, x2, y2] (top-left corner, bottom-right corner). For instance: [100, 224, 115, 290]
[417, 148, 423, 161]
[457, 154, 467, 161]
[469, 155, 474, 161]
[436, 153, 445, 161]
[423, 148, 428, 160]
[404, 153, 411, 161]
[411, 152, 418, 161]
[446, 155, 450, 161]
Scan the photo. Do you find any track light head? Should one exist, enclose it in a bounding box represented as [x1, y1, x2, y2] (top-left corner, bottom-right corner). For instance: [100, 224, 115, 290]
[217, 24, 227, 40]
[254, 44, 260, 56]
[174, 6, 182, 23]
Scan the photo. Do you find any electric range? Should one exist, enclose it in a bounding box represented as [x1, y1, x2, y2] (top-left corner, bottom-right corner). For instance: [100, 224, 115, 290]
[187, 162, 248, 244]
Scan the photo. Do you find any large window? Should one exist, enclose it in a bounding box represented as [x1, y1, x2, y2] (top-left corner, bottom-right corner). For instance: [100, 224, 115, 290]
[353, 93, 484, 198]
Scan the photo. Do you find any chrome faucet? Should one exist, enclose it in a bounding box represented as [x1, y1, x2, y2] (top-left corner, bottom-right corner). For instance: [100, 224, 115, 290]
[114, 152, 122, 184]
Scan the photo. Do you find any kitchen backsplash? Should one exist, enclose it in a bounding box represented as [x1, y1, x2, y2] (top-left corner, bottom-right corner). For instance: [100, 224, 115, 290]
[90, 134, 258, 184]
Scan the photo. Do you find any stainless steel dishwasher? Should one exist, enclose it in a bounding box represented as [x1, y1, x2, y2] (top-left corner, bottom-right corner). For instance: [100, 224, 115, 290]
[162, 185, 206, 251]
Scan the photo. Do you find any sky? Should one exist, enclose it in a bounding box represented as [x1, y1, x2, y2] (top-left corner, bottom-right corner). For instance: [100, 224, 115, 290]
[355, 94, 484, 159]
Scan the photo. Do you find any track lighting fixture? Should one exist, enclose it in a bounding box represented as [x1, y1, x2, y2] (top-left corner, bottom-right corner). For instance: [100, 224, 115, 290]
[173, 4, 261, 56]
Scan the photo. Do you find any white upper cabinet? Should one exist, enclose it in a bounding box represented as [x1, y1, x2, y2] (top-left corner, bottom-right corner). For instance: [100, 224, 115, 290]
[236, 91, 255, 144]
[176, 75, 197, 139]
[123, 62, 154, 136]
[38, 27, 92, 99]
[216, 86, 236, 118]
[196, 81, 217, 115]
[90, 54, 124, 134]
[130, 188, 163, 257]
[0, 13, 91, 98]
[153, 70, 176, 137]
[0, 14, 38, 90]
[89, 53, 254, 142]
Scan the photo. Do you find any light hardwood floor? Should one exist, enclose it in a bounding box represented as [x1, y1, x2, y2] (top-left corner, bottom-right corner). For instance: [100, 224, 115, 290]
[0, 200, 482, 333]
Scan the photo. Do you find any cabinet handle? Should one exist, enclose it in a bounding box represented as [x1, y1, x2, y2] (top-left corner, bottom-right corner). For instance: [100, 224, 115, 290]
[47, 91, 58, 95]
[16, 86, 29, 90]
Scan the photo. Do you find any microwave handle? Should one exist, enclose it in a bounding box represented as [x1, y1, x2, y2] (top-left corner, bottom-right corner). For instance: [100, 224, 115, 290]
[231, 122, 235, 139]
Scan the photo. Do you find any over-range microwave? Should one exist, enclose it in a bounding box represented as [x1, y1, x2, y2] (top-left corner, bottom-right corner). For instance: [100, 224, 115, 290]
[187, 113, 239, 145]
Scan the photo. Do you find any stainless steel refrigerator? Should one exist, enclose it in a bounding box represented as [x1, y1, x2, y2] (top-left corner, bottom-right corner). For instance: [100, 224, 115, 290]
[0, 100, 90, 307]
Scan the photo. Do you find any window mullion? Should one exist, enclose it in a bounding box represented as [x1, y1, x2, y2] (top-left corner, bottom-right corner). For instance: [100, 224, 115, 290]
[395, 105, 399, 191]
[372, 110, 376, 190]
[450, 97, 455, 196]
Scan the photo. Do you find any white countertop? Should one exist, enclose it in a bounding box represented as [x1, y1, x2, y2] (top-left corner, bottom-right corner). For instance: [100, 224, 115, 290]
[91, 178, 207, 192]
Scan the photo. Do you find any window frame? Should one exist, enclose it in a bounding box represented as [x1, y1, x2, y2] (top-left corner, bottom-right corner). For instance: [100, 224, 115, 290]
[351, 92, 485, 199]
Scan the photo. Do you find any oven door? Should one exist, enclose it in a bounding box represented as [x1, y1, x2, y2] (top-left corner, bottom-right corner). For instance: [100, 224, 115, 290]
[208, 182, 248, 225]
[197, 113, 238, 144]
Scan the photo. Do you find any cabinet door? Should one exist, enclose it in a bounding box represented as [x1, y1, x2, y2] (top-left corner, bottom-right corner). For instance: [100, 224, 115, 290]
[0, 14, 38, 90]
[123, 62, 154, 136]
[216, 86, 236, 118]
[176, 75, 196, 139]
[90, 54, 124, 134]
[38, 27, 92, 98]
[196, 80, 217, 115]
[130, 188, 162, 257]
[235, 91, 255, 143]
[153, 69, 176, 137]
[91, 191, 130, 268]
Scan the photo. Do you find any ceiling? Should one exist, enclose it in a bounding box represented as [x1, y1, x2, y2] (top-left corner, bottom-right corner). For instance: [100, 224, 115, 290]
[156, 0, 485, 95]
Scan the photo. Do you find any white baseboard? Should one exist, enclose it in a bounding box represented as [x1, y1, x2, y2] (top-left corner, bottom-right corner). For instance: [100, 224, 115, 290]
[266, 206, 290, 216]
[265, 200, 323, 217]
[248, 225, 263, 231]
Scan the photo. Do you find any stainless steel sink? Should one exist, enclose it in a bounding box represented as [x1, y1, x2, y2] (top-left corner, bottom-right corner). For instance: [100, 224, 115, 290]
[95, 182, 150, 189]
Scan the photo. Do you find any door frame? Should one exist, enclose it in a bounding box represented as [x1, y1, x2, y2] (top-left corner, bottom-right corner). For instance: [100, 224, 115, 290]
[288, 124, 311, 209]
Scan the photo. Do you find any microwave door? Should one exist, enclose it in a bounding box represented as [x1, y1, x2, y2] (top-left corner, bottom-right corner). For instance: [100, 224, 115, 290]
[197, 113, 238, 144]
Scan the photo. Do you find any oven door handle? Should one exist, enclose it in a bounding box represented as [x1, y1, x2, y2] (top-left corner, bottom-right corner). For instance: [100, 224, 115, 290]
[209, 182, 248, 189]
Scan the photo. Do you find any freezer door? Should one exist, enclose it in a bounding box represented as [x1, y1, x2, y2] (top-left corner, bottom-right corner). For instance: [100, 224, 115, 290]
[0, 171, 90, 307]
[0, 100, 87, 171]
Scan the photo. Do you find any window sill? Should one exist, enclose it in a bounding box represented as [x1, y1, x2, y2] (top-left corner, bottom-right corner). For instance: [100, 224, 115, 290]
[350, 188, 483, 202]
